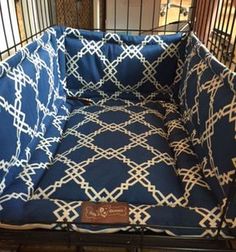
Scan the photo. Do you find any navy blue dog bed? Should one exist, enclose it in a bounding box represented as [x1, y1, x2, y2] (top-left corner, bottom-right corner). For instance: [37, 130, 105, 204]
[0, 26, 235, 238]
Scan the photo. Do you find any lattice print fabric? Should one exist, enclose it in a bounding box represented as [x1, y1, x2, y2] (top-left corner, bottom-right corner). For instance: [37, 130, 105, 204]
[60, 27, 187, 102]
[178, 34, 236, 234]
[0, 27, 235, 238]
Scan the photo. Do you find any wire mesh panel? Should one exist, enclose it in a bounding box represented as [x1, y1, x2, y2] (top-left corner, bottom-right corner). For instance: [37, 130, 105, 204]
[0, 0, 20, 59]
[0, 0, 195, 59]
[193, 0, 236, 71]
[0, 0, 56, 60]
[99, 0, 194, 34]
[0, 0, 235, 72]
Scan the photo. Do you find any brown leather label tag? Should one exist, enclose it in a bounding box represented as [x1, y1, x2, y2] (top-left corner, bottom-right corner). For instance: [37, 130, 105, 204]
[80, 202, 129, 224]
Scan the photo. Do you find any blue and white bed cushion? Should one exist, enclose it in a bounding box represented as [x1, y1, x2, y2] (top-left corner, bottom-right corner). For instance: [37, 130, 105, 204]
[0, 27, 235, 238]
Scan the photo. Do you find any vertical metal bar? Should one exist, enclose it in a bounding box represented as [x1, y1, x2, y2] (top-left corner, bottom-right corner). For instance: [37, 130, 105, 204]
[210, 0, 221, 53]
[193, 0, 200, 33]
[126, 0, 130, 34]
[177, 0, 183, 32]
[206, 1, 215, 48]
[197, 0, 205, 40]
[139, 0, 143, 35]
[219, 0, 234, 62]
[25, 0, 33, 40]
[47, 0, 53, 25]
[39, 0, 45, 29]
[140, 227, 144, 252]
[20, 0, 29, 43]
[35, 0, 42, 32]
[44, 0, 49, 27]
[213, 0, 225, 55]
[225, 5, 236, 66]
[216, 0, 230, 59]
[31, 0, 37, 35]
[36, 0, 44, 31]
[46, 0, 52, 26]
[14, 0, 23, 46]
[191, 0, 198, 32]
[151, 0, 156, 34]
[229, 35, 236, 69]
[45, 0, 49, 27]
[114, 0, 117, 32]
[164, 0, 170, 34]
[202, 0, 212, 43]
[6, 0, 17, 52]
[103, 0, 107, 31]
[0, 1, 10, 56]
[43, 0, 47, 28]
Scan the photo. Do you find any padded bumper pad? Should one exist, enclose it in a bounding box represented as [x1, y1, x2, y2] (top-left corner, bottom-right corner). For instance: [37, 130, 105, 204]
[0, 99, 219, 236]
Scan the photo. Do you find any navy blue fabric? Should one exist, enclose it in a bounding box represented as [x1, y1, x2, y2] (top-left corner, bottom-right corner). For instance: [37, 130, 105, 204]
[178, 34, 236, 200]
[178, 33, 236, 235]
[0, 27, 235, 238]
[33, 100, 216, 208]
[0, 27, 70, 199]
[62, 27, 187, 102]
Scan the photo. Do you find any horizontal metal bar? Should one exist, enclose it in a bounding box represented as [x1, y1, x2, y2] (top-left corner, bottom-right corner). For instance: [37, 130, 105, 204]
[0, 229, 233, 251]
[78, 28, 191, 33]
[0, 26, 50, 56]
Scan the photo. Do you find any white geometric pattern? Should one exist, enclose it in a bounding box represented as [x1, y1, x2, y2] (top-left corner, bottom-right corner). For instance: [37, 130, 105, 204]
[60, 27, 186, 102]
[0, 27, 235, 238]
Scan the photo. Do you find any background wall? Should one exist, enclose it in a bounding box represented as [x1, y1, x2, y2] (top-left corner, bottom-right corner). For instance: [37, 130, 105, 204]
[105, 0, 161, 34]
